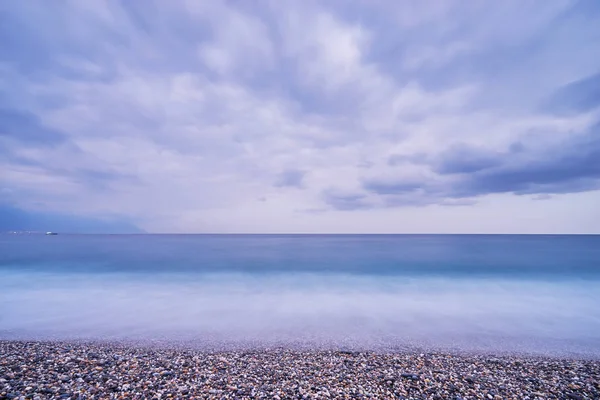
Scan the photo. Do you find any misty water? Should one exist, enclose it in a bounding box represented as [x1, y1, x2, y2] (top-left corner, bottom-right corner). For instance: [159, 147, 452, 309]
[1, 234, 599, 356]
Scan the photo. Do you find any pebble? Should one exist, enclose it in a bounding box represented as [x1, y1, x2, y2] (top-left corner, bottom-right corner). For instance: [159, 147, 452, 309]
[0, 341, 599, 399]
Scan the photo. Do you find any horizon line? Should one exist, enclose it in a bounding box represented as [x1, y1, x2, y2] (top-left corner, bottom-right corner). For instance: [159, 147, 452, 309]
[3, 232, 600, 236]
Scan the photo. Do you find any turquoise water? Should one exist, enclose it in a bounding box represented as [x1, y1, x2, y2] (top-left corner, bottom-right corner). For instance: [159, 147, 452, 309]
[1, 234, 599, 356]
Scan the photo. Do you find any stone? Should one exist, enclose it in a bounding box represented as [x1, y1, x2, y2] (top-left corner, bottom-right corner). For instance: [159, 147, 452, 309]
[400, 373, 420, 381]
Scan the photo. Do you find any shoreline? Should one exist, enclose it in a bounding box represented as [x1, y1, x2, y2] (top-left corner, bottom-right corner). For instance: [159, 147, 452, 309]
[3, 336, 599, 361]
[2, 341, 599, 399]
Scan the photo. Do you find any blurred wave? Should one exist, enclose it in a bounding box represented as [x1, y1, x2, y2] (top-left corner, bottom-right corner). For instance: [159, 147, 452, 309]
[1, 234, 599, 356]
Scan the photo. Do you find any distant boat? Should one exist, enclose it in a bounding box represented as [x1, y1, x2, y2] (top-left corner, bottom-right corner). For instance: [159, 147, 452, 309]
[45, 232, 58, 235]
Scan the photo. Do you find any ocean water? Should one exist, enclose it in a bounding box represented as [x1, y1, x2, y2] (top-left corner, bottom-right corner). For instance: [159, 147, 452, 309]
[1, 234, 599, 357]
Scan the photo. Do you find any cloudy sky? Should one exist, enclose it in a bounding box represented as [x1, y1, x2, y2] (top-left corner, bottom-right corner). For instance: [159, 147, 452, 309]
[1, 0, 599, 233]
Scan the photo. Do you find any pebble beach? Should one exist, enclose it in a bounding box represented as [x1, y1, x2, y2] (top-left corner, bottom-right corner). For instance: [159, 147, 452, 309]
[1, 341, 599, 400]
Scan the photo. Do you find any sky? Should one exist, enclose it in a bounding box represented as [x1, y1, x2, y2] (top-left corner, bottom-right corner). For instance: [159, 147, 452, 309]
[1, 0, 600, 234]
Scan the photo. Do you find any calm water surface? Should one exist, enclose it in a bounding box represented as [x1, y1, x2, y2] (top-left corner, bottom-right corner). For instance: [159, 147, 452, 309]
[1, 234, 599, 356]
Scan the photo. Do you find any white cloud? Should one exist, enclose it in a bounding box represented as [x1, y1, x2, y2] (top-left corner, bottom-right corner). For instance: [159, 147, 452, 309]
[197, 7, 274, 77]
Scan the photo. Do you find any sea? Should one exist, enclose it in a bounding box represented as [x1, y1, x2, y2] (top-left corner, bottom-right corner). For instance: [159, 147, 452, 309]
[1, 234, 599, 357]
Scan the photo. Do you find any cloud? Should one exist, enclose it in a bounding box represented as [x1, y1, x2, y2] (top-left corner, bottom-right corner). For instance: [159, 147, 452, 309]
[543, 72, 600, 115]
[432, 145, 504, 175]
[0, 108, 65, 145]
[359, 121, 600, 206]
[0, 0, 599, 232]
[362, 180, 424, 196]
[274, 169, 306, 188]
[387, 153, 427, 167]
[450, 127, 600, 197]
[321, 191, 370, 211]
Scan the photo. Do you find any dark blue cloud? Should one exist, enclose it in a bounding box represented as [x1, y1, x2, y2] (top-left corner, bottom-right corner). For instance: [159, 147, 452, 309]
[432, 145, 504, 174]
[451, 129, 600, 197]
[362, 180, 422, 195]
[356, 123, 600, 208]
[0, 108, 65, 145]
[0, 204, 143, 234]
[543, 72, 600, 115]
[322, 192, 369, 211]
[274, 169, 306, 188]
